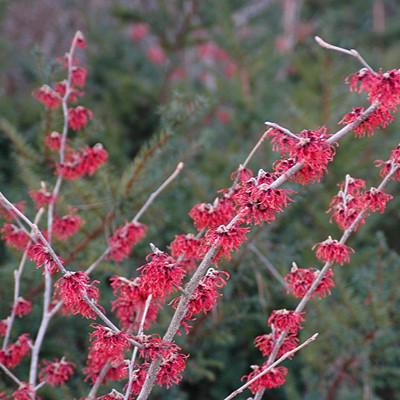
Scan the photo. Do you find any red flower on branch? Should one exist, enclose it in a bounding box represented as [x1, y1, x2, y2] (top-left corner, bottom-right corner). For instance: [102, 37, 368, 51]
[28, 243, 62, 275]
[39, 358, 75, 386]
[68, 106, 93, 131]
[285, 265, 334, 299]
[0, 334, 31, 369]
[242, 365, 288, 394]
[314, 237, 354, 265]
[268, 309, 304, 334]
[363, 187, 393, 213]
[108, 221, 147, 262]
[33, 85, 61, 109]
[55, 271, 101, 319]
[14, 298, 32, 318]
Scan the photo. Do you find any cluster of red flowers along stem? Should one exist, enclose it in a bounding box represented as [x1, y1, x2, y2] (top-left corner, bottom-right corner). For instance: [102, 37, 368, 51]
[0, 32, 399, 400]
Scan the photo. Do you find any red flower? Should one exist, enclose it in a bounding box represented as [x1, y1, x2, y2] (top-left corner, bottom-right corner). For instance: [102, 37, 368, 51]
[130, 23, 150, 41]
[268, 309, 304, 334]
[346, 68, 400, 111]
[54, 81, 82, 102]
[242, 365, 288, 394]
[0, 319, 8, 337]
[14, 298, 32, 318]
[156, 351, 188, 388]
[53, 214, 82, 240]
[285, 265, 334, 299]
[81, 144, 108, 176]
[56, 150, 86, 180]
[267, 127, 335, 183]
[1, 224, 29, 251]
[68, 106, 93, 131]
[138, 249, 185, 299]
[138, 336, 180, 362]
[28, 243, 62, 275]
[328, 176, 366, 230]
[84, 325, 130, 384]
[171, 269, 229, 334]
[97, 390, 125, 400]
[363, 187, 393, 213]
[233, 169, 292, 224]
[33, 85, 61, 109]
[29, 186, 54, 209]
[375, 145, 400, 181]
[0, 334, 31, 368]
[314, 237, 354, 265]
[339, 106, 394, 137]
[123, 365, 148, 396]
[55, 271, 101, 319]
[71, 66, 87, 87]
[170, 233, 203, 264]
[12, 383, 36, 400]
[205, 223, 250, 261]
[189, 197, 236, 230]
[108, 221, 147, 262]
[255, 333, 299, 358]
[39, 358, 75, 386]
[146, 46, 167, 65]
[44, 131, 62, 151]
[75, 31, 86, 48]
[110, 276, 160, 330]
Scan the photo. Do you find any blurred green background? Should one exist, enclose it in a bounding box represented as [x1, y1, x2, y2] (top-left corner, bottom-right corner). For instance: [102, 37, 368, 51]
[1, 0, 400, 399]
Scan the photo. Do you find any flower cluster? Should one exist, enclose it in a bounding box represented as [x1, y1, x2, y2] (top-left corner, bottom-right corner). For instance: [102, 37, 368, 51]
[14, 298, 32, 318]
[0, 334, 31, 368]
[55, 271, 101, 319]
[84, 325, 131, 383]
[172, 269, 230, 334]
[242, 365, 288, 394]
[107, 221, 147, 262]
[39, 358, 75, 386]
[28, 243, 63, 275]
[284, 265, 334, 299]
[53, 213, 82, 240]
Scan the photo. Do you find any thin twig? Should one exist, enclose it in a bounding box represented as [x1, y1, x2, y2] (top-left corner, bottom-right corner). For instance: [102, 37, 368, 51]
[0, 362, 22, 386]
[124, 294, 153, 400]
[249, 244, 287, 288]
[264, 121, 303, 141]
[133, 162, 184, 223]
[315, 36, 375, 73]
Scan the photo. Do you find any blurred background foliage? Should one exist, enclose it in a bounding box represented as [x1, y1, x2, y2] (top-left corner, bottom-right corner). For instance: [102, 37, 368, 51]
[0, 0, 400, 399]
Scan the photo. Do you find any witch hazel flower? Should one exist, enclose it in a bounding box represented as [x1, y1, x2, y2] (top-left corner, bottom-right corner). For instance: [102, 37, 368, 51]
[205, 222, 250, 262]
[14, 297, 32, 318]
[111, 276, 160, 330]
[267, 309, 304, 334]
[171, 268, 229, 334]
[1, 224, 29, 251]
[266, 125, 335, 183]
[84, 325, 131, 383]
[53, 213, 82, 240]
[0, 334, 31, 368]
[255, 332, 299, 359]
[157, 351, 188, 388]
[28, 243, 63, 275]
[138, 336, 180, 362]
[170, 233, 204, 269]
[29, 184, 54, 208]
[44, 131, 62, 151]
[68, 106, 93, 131]
[376, 145, 400, 181]
[108, 221, 147, 262]
[233, 169, 292, 224]
[314, 237, 354, 265]
[12, 383, 36, 400]
[33, 84, 62, 109]
[242, 364, 288, 394]
[39, 358, 75, 386]
[339, 106, 394, 137]
[0, 319, 8, 336]
[97, 390, 125, 400]
[138, 247, 185, 299]
[284, 264, 335, 299]
[189, 197, 236, 230]
[363, 187, 393, 213]
[130, 22, 150, 42]
[55, 271, 101, 319]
